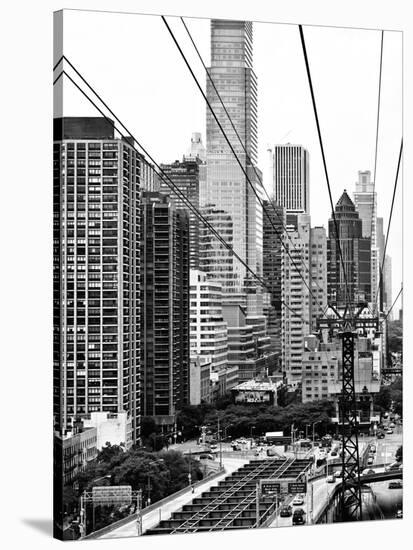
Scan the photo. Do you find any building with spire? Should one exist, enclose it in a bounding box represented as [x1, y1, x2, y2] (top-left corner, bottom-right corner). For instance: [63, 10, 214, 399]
[327, 190, 371, 306]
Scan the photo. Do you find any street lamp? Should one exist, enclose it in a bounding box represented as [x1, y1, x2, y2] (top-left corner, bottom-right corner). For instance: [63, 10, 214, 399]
[145, 458, 164, 506]
[312, 421, 321, 472]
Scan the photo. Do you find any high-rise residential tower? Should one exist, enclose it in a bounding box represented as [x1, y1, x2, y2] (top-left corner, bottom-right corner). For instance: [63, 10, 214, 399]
[327, 190, 371, 306]
[201, 19, 263, 294]
[159, 156, 203, 269]
[271, 144, 310, 214]
[189, 269, 228, 376]
[53, 117, 141, 444]
[140, 192, 190, 426]
[281, 213, 311, 385]
[310, 226, 328, 328]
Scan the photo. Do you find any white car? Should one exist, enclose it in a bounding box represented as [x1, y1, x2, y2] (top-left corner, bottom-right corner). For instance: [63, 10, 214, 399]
[292, 495, 305, 506]
[334, 470, 343, 479]
[327, 475, 336, 483]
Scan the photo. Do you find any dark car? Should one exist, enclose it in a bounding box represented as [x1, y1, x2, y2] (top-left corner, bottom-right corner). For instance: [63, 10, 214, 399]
[280, 505, 292, 517]
[388, 481, 403, 489]
[199, 453, 214, 460]
[292, 508, 306, 525]
[377, 432, 385, 439]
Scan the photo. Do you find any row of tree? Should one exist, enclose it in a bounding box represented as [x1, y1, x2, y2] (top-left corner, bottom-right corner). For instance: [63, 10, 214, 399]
[176, 399, 336, 440]
[373, 377, 402, 416]
[64, 445, 203, 536]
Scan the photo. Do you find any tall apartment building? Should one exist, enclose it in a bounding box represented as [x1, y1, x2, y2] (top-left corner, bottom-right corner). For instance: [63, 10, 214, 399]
[201, 19, 263, 295]
[159, 155, 203, 269]
[140, 192, 190, 427]
[53, 117, 141, 443]
[271, 144, 310, 214]
[310, 226, 327, 328]
[189, 270, 228, 374]
[353, 170, 379, 308]
[263, 201, 285, 356]
[327, 190, 371, 306]
[281, 213, 311, 385]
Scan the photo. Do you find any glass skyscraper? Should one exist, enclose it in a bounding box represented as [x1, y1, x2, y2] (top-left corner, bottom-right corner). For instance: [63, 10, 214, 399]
[201, 19, 263, 295]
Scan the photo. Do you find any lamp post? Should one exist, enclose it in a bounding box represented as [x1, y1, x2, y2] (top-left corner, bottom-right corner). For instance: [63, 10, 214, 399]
[188, 449, 192, 486]
[312, 421, 321, 472]
[217, 414, 223, 470]
[145, 458, 164, 506]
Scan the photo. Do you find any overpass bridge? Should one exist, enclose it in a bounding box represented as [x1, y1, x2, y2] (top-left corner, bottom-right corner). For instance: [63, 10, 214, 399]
[313, 469, 402, 524]
[145, 458, 312, 535]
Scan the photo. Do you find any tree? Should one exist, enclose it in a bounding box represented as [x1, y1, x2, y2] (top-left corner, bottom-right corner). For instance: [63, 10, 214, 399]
[97, 443, 124, 464]
[373, 386, 392, 412]
[387, 320, 403, 354]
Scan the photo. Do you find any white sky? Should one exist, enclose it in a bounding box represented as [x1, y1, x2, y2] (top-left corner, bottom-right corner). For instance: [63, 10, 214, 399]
[58, 9, 403, 307]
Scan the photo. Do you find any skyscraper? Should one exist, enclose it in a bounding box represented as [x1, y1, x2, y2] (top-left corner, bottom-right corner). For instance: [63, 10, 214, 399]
[281, 213, 311, 385]
[271, 144, 310, 214]
[140, 192, 190, 425]
[327, 190, 371, 306]
[201, 19, 263, 294]
[159, 156, 203, 269]
[53, 117, 141, 444]
[353, 170, 379, 308]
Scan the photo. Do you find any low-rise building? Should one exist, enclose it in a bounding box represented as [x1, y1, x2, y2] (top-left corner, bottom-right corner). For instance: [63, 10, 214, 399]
[81, 411, 132, 450]
[55, 420, 98, 486]
[231, 379, 281, 405]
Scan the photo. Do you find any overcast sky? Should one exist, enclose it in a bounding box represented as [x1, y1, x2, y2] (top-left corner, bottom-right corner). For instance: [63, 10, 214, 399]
[58, 9, 403, 308]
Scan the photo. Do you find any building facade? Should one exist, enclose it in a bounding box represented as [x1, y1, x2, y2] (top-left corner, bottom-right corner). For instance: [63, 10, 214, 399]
[271, 144, 310, 214]
[53, 117, 141, 443]
[140, 192, 190, 426]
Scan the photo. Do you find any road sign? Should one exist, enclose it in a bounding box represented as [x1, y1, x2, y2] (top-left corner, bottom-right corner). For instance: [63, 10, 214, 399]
[288, 481, 307, 494]
[260, 480, 281, 495]
[91, 485, 132, 505]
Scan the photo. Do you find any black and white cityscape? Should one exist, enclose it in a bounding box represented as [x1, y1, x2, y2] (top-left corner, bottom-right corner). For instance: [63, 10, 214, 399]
[53, 11, 403, 541]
